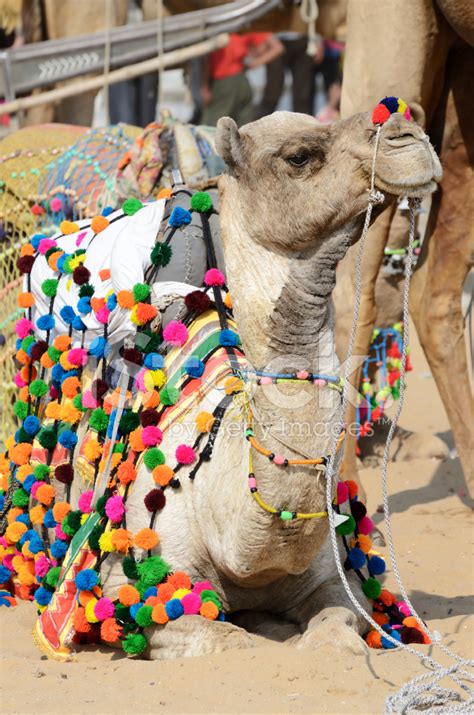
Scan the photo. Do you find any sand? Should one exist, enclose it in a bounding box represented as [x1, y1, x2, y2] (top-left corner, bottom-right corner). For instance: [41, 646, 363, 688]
[1, 330, 472, 715]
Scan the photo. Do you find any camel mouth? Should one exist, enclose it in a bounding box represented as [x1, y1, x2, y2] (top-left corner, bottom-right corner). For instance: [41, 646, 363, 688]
[374, 176, 439, 197]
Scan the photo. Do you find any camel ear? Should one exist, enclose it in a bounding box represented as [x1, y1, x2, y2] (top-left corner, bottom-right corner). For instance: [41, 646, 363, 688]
[215, 117, 244, 169]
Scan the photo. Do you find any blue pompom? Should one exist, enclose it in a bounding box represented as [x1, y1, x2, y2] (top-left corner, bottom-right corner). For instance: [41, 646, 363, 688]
[217, 611, 225, 621]
[19, 529, 36, 546]
[0, 565, 11, 583]
[15, 513, 30, 526]
[106, 294, 117, 311]
[58, 430, 78, 449]
[43, 509, 57, 529]
[15, 338, 22, 350]
[89, 337, 107, 358]
[51, 364, 65, 382]
[29, 536, 44, 554]
[165, 598, 184, 620]
[381, 630, 401, 649]
[72, 316, 86, 331]
[143, 353, 164, 370]
[23, 415, 40, 436]
[0, 495, 4, 511]
[219, 329, 240, 347]
[381, 96, 400, 114]
[60, 306, 76, 325]
[348, 547, 366, 570]
[169, 206, 192, 228]
[51, 539, 68, 559]
[75, 569, 99, 591]
[143, 586, 158, 600]
[57, 254, 68, 273]
[77, 297, 92, 314]
[130, 602, 143, 620]
[23, 474, 36, 493]
[35, 587, 53, 605]
[36, 314, 55, 331]
[368, 555, 386, 576]
[184, 357, 205, 378]
[31, 233, 46, 250]
[101, 206, 114, 217]
[60, 370, 78, 384]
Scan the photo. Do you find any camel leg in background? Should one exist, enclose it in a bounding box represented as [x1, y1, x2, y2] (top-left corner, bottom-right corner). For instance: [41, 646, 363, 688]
[410, 49, 474, 496]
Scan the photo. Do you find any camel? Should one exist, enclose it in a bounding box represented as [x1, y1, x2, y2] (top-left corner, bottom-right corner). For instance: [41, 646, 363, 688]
[334, 0, 474, 496]
[1, 108, 441, 659]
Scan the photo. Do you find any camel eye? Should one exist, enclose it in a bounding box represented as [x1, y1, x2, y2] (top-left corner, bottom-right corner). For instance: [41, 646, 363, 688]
[287, 153, 309, 167]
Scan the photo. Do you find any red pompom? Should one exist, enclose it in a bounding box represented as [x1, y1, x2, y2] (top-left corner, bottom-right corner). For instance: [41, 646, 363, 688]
[372, 104, 391, 125]
[73, 266, 91, 285]
[17, 255, 35, 274]
[55, 463, 74, 484]
[91, 379, 109, 399]
[122, 348, 143, 366]
[144, 488, 166, 513]
[184, 290, 211, 314]
[30, 341, 48, 361]
[344, 479, 359, 500]
[140, 408, 160, 427]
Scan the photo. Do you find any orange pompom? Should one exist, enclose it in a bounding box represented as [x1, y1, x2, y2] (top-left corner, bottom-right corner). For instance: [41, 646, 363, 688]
[224, 376, 243, 395]
[73, 606, 91, 633]
[344, 479, 359, 500]
[372, 611, 389, 626]
[53, 501, 71, 522]
[18, 567, 36, 586]
[133, 528, 159, 551]
[90, 296, 105, 313]
[157, 582, 175, 603]
[9, 443, 33, 466]
[157, 188, 172, 200]
[402, 616, 420, 629]
[223, 292, 233, 309]
[60, 403, 82, 424]
[20, 243, 35, 257]
[5, 521, 28, 544]
[355, 534, 372, 554]
[100, 617, 121, 642]
[12, 554, 25, 573]
[91, 215, 110, 233]
[40, 353, 55, 369]
[152, 464, 174, 487]
[379, 589, 396, 607]
[53, 335, 72, 352]
[128, 428, 145, 453]
[118, 584, 140, 606]
[167, 571, 191, 591]
[117, 290, 135, 309]
[99, 269, 111, 281]
[151, 603, 169, 624]
[16, 464, 33, 483]
[200, 601, 218, 620]
[29, 504, 46, 525]
[45, 401, 62, 420]
[15, 349, 29, 365]
[7, 507, 23, 524]
[18, 292, 35, 308]
[62, 376, 81, 398]
[117, 461, 137, 485]
[195, 411, 215, 433]
[47, 250, 63, 271]
[143, 390, 160, 409]
[366, 630, 382, 648]
[111, 528, 133, 554]
[84, 439, 102, 462]
[134, 303, 158, 325]
[18, 584, 32, 600]
[35, 483, 55, 506]
[18, 386, 29, 402]
[60, 220, 79, 234]
[20, 364, 37, 382]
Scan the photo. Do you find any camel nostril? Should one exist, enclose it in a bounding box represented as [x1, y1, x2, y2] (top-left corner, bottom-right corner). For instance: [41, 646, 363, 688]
[384, 133, 420, 148]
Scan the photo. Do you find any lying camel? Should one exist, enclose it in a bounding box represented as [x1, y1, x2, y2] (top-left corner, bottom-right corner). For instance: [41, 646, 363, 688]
[335, 0, 474, 495]
[1, 108, 441, 658]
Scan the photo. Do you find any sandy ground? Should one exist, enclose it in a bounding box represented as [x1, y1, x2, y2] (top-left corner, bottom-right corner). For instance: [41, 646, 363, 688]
[1, 328, 472, 715]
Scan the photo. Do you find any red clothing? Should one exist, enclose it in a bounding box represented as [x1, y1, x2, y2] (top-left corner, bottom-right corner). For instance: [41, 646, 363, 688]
[209, 32, 271, 80]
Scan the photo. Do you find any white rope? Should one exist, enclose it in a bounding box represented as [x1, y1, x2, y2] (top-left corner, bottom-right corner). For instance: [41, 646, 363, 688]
[321, 130, 473, 713]
[300, 0, 321, 57]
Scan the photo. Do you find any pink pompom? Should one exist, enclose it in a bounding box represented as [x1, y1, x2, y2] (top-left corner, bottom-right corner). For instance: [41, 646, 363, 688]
[96, 306, 110, 325]
[141, 426, 163, 447]
[204, 268, 225, 287]
[14, 372, 27, 388]
[181, 592, 201, 615]
[50, 385, 58, 399]
[16, 318, 34, 338]
[67, 348, 88, 367]
[78, 489, 93, 514]
[3, 553, 16, 571]
[336, 482, 349, 505]
[82, 390, 99, 409]
[163, 320, 188, 347]
[94, 597, 115, 621]
[175, 444, 196, 465]
[397, 601, 411, 618]
[38, 238, 57, 255]
[404, 107, 411, 121]
[30, 480, 45, 499]
[105, 495, 125, 523]
[135, 368, 147, 393]
[192, 580, 213, 595]
[357, 515, 374, 535]
[50, 197, 62, 212]
[34, 555, 51, 577]
[55, 524, 68, 541]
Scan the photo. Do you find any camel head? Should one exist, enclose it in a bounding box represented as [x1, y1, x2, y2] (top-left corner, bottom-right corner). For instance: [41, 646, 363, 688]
[216, 110, 441, 253]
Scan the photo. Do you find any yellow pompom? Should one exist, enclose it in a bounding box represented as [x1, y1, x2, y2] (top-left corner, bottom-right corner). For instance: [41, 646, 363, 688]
[195, 411, 215, 433]
[98, 531, 115, 553]
[144, 369, 166, 391]
[85, 597, 99, 623]
[172, 588, 191, 600]
[5, 521, 27, 544]
[224, 376, 243, 395]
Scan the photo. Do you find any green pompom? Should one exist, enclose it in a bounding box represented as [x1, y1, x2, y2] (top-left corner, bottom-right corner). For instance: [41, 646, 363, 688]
[95, 495, 107, 517]
[79, 284, 94, 298]
[122, 633, 148, 655]
[132, 283, 150, 303]
[135, 579, 149, 599]
[362, 577, 382, 600]
[113, 443, 125, 454]
[13, 401, 29, 420]
[122, 556, 139, 580]
[135, 605, 153, 627]
[137, 329, 161, 354]
[159, 386, 180, 406]
[12, 488, 29, 508]
[72, 393, 87, 412]
[143, 448, 165, 470]
[17, 428, 33, 444]
[21, 335, 35, 352]
[190, 191, 213, 213]
[38, 428, 57, 450]
[200, 590, 222, 610]
[115, 603, 130, 622]
[29, 379, 48, 397]
[62, 257, 73, 274]
[119, 411, 140, 435]
[122, 197, 143, 216]
[47, 346, 61, 363]
[41, 278, 59, 298]
[62, 510, 82, 536]
[88, 524, 105, 551]
[136, 555, 170, 586]
[335, 514, 356, 536]
[150, 243, 172, 267]
[34, 464, 50, 480]
[89, 408, 108, 432]
[44, 566, 61, 589]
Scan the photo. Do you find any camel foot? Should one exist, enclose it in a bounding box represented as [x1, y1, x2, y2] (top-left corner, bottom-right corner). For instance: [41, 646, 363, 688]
[293, 607, 367, 656]
[145, 615, 256, 660]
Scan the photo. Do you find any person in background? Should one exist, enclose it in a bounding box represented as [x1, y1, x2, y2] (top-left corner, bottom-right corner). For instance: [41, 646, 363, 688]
[201, 32, 284, 127]
[314, 37, 344, 124]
